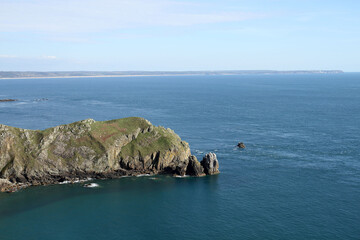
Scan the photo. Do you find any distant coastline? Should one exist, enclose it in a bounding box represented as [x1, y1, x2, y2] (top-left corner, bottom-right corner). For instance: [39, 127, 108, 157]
[0, 70, 344, 79]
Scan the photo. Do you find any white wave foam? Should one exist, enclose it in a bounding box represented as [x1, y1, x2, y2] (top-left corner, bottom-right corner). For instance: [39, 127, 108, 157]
[83, 183, 99, 188]
[136, 174, 151, 177]
[14, 102, 28, 105]
[175, 175, 189, 178]
[59, 177, 93, 185]
[59, 180, 71, 184]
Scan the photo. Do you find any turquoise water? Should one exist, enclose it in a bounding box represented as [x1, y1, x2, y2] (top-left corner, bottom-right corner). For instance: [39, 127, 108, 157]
[0, 74, 359, 239]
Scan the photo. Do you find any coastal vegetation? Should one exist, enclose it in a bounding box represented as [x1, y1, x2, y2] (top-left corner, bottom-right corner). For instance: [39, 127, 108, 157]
[0, 117, 219, 192]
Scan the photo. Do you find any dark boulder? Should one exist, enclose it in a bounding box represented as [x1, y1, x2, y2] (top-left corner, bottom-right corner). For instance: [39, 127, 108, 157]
[237, 142, 246, 148]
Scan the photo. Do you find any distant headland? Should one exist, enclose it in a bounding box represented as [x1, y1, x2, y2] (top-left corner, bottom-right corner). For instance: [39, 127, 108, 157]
[0, 70, 344, 79]
[0, 99, 18, 102]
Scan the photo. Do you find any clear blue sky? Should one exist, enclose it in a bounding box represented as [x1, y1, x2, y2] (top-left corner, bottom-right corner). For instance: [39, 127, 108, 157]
[0, 0, 359, 71]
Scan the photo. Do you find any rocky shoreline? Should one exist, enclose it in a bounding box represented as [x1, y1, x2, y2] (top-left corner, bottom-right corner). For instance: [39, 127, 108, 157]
[0, 118, 219, 193]
[0, 153, 219, 193]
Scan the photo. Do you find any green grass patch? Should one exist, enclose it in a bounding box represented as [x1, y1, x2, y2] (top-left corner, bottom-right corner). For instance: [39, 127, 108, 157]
[119, 126, 185, 158]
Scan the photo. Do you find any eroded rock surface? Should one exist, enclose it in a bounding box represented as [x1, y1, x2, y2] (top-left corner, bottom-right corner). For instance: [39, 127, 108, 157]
[201, 152, 220, 175]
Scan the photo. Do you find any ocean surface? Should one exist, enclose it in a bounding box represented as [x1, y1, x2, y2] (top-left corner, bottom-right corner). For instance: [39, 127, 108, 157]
[0, 74, 359, 240]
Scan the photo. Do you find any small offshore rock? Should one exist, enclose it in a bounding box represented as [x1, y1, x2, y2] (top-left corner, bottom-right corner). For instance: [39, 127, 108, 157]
[237, 142, 246, 148]
[200, 152, 220, 175]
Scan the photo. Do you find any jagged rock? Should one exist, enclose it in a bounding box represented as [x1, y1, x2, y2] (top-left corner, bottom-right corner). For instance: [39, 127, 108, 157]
[200, 152, 220, 175]
[186, 155, 205, 176]
[0, 117, 219, 192]
[237, 142, 246, 148]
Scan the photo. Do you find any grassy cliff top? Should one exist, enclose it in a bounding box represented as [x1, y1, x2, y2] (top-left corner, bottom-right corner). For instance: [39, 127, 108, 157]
[1, 117, 151, 135]
[0, 117, 189, 169]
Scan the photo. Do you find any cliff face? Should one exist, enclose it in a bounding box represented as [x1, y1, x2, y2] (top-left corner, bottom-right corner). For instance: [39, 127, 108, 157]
[0, 117, 217, 192]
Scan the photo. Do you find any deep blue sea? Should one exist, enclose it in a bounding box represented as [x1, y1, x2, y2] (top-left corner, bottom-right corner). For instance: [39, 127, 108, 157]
[0, 74, 359, 240]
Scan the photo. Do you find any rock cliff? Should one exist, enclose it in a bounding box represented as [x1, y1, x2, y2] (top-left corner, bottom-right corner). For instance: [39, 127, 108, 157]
[0, 117, 219, 192]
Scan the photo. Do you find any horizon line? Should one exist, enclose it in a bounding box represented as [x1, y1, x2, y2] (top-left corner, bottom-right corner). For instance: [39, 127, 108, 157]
[0, 70, 346, 80]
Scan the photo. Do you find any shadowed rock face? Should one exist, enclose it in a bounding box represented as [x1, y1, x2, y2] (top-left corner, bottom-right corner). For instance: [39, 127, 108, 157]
[186, 155, 205, 177]
[0, 117, 219, 192]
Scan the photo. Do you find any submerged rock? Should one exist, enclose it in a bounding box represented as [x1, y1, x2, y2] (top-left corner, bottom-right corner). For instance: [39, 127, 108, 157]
[0, 117, 219, 192]
[33, 98, 48, 102]
[200, 152, 220, 175]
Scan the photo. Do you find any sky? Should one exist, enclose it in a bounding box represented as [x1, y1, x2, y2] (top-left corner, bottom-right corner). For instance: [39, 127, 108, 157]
[0, 0, 359, 71]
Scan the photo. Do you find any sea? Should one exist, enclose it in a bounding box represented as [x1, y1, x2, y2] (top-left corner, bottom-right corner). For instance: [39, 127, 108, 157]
[0, 73, 359, 240]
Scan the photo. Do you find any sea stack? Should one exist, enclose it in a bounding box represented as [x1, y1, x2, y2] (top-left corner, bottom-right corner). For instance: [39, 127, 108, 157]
[201, 152, 220, 175]
[0, 117, 219, 192]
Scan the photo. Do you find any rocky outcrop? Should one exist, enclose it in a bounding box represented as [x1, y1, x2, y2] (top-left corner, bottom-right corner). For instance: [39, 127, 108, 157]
[186, 155, 205, 177]
[0, 179, 28, 192]
[237, 142, 246, 148]
[200, 152, 220, 175]
[0, 179, 13, 192]
[0, 117, 219, 192]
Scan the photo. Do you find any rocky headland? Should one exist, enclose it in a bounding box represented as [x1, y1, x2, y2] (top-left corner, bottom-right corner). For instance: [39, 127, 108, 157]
[0, 117, 219, 192]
